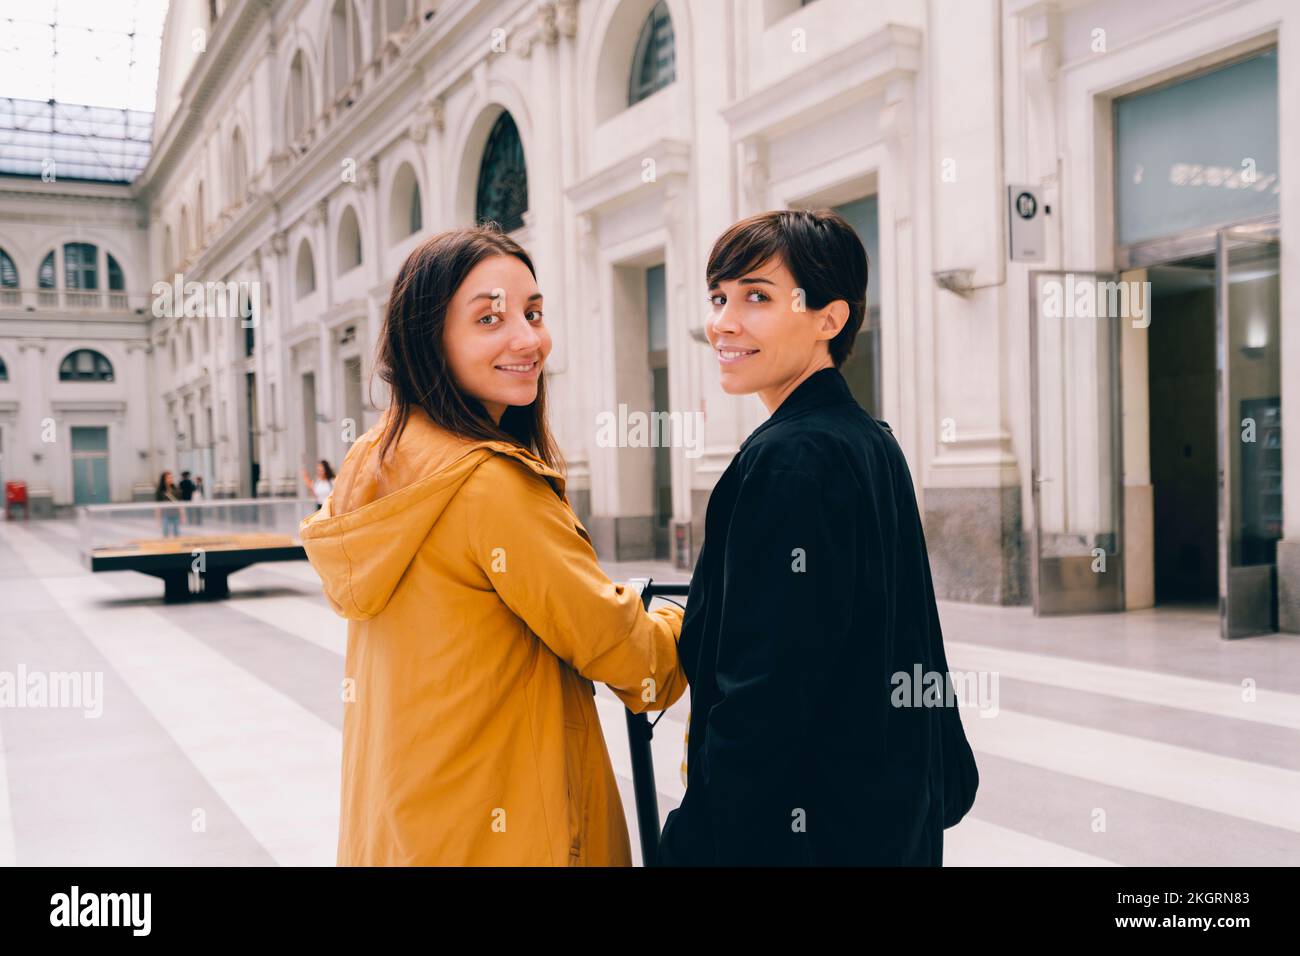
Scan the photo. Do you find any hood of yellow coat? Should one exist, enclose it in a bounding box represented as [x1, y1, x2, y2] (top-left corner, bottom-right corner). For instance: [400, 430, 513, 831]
[299, 407, 567, 621]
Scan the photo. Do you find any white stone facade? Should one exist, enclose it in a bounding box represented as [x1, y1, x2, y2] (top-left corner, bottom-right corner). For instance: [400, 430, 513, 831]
[1, 0, 1297, 631]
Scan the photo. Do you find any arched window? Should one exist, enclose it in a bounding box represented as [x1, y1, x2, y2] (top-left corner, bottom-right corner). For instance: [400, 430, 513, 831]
[38, 251, 56, 305]
[287, 50, 314, 142]
[629, 1, 676, 106]
[475, 112, 527, 233]
[230, 128, 248, 199]
[0, 248, 17, 304]
[106, 253, 125, 308]
[196, 182, 206, 245]
[379, 0, 408, 49]
[338, 206, 363, 271]
[246, 291, 258, 357]
[163, 226, 175, 274]
[64, 242, 98, 290]
[0, 248, 17, 287]
[389, 163, 422, 242]
[59, 349, 114, 382]
[107, 254, 125, 291]
[180, 207, 192, 258]
[296, 240, 317, 299]
[329, 0, 364, 98]
[0, 355, 8, 381]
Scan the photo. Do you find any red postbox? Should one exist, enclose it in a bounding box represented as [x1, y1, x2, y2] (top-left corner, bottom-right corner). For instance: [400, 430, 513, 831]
[5, 481, 28, 520]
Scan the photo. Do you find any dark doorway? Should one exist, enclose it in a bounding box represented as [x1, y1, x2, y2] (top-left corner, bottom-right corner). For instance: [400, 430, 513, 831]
[246, 371, 260, 498]
[647, 264, 670, 561]
[1147, 262, 1217, 604]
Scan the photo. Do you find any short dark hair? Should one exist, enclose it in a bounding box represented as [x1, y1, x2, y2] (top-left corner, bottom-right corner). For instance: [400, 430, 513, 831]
[706, 208, 868, 368]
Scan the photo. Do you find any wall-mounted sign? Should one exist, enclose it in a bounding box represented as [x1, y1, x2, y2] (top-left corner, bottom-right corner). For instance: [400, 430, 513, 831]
[1008, 184, 1046, 262]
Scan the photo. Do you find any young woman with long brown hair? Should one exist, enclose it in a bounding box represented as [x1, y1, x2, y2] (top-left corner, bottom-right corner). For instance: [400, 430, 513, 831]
[301, 225, 685, 866]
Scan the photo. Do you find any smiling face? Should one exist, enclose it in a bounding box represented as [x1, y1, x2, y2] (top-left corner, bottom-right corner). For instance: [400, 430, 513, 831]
[706, 255, 847, 413]
[441, 255, 550, 425]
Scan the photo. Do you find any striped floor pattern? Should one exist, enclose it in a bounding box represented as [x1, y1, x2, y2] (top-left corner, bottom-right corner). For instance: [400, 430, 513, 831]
[1, 518, 1298, 866]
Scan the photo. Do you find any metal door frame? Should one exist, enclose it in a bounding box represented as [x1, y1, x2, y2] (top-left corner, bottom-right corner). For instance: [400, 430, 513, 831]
[1028, 269, 1126, 615]
[1215, 218, 1281, 638]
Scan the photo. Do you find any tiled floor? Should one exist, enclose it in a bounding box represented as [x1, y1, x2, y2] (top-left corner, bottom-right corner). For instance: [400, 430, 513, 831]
[1, 518, 1297, 866]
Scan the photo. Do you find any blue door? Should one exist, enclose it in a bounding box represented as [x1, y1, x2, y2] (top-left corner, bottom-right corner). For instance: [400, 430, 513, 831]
[71, 426, 111, 504]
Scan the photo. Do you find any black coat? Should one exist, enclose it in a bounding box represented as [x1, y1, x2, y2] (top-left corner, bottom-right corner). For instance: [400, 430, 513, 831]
[657, 367, 977, 866]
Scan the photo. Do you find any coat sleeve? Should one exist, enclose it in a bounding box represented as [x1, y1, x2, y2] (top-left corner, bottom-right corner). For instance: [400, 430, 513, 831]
[701, 464, 856, 864]
[463, 454, 687, 713]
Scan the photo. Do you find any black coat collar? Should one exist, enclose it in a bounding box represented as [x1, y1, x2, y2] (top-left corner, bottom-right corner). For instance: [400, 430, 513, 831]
[741, 367, 858, 450]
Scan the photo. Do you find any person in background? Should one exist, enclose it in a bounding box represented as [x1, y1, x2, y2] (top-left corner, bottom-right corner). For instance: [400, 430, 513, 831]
[155, 471, 182, 538]
[178, 470, 196, 525]
[191, 475, 205, 526]
[300, 460, 335, 511]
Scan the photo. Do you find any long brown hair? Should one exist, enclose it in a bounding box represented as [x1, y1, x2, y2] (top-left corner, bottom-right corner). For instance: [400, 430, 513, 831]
[372, 225, 562, 470]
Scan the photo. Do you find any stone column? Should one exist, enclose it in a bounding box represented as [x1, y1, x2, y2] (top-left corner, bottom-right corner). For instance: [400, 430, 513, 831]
[18, 340, 53, 517]
[920, 0, 1024, 605]
[125, 341, 156, 500]
[360, 156, 389, 426]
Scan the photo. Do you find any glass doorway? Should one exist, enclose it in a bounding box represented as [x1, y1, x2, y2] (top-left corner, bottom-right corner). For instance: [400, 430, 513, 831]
[71, 426, 110, 504]
[1217, 224, 1282, 637]
[1028, 270, 1126, 614]
[647, 264, 671, 561]
[1146, 259, 1217, 607]
[1031, 222, 1283, 639]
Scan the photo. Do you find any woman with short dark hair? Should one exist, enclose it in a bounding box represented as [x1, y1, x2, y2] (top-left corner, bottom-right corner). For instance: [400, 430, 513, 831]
[658, 208, 978, 866]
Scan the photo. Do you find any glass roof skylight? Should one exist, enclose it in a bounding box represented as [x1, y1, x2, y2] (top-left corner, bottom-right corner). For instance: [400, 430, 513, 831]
[0, 0, 170, 183]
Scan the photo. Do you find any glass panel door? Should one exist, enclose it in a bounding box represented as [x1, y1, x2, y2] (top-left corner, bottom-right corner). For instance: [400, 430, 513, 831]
[70, 426, 110, 504]
[1216, 225, 1282, 637]
[1029, 271, 1126, 614]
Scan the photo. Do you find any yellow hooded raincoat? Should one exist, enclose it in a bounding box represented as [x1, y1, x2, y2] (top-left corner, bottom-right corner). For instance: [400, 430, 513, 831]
[300, 408, 686, 866]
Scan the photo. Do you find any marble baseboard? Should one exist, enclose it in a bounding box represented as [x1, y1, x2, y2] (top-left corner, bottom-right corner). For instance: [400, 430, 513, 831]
[585, 514, 655, 562]
[1278, 538, 1300, 634]
[568, 488, 591, 530]
[25, 492, 55, 519]
[923, 485, 1028, 606]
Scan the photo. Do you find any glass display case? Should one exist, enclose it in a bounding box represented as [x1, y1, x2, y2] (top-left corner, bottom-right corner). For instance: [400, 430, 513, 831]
[78, 498, 318, 602]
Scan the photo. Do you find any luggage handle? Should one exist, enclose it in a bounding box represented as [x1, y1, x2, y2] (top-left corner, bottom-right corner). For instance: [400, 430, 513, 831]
[624, 578, 689, 866]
